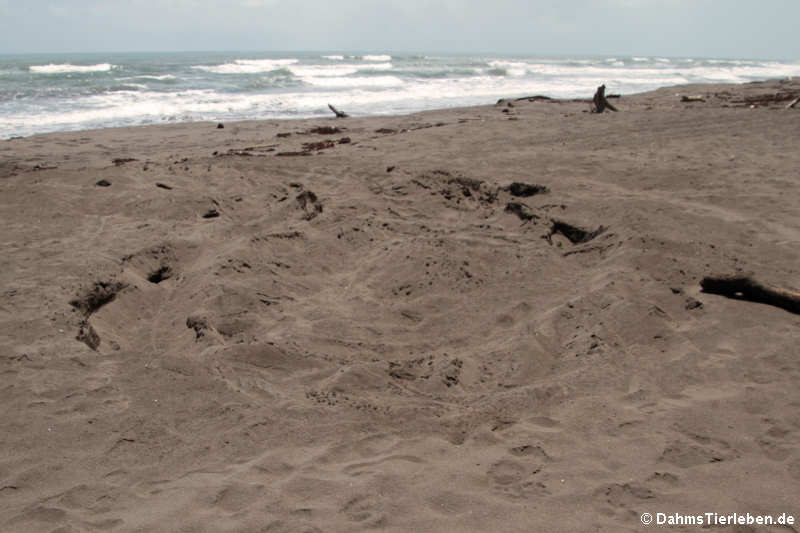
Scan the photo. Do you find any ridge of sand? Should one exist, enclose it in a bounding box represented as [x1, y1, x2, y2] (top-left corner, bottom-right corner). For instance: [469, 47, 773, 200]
[1, 79, 799, 532]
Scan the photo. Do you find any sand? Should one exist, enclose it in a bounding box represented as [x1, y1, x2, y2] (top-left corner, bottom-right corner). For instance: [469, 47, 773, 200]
[1, 79, 799, 532]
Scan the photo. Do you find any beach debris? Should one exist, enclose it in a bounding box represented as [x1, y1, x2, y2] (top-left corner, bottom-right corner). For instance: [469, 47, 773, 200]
[77, 322, 101, 350]
[296, 190, 323, 220]
[202, 209, 220, 219]
[731, 92, 800, 107]
[217, 123, 224, 129]
[264, 231, 304, 240]
[95, 179, 112, 187]
[503, 182, 549, 197]
[302, 140, 336, 151]
[277, 132, 292, 138]
[685, 297, 704, 310]
[505, 202, 538, 221]
[547, 220, 606, 244]
[387, 166, 396, 173]
[155, 182, 173, 190]
[222, 144, 278, 157]
[448, 176, 484, 195]
[310, 126, 342, 135]
[700, 274, 800, 314]
[681, 95, 706, 103]
[186, 315, 215, 340]
[338, 137, 351, 144]
[276, 151, 313, 157]
[591, 84, 618, 113]
[215, 145, 277, 157]
[375, 128, 397, 134]
[112, 157, 137, 166]
[786, 97, 800, 109]
[513, 95, 554, 102]
[328, 103, 349, 118]
[70, 280, 128, 351]
[70, 281, 127, 316]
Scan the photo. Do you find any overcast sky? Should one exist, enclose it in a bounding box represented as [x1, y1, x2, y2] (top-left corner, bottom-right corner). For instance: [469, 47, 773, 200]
[1, 0, 798, 59]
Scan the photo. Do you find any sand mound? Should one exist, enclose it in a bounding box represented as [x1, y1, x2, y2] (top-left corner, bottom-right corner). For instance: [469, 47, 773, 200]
[1, 79, 799, 532]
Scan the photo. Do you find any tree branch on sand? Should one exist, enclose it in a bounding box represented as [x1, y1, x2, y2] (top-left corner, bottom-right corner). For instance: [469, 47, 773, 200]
[592, 84, 618, 113]
[701, 273, 800, 314]
[328, 104, 349, 118]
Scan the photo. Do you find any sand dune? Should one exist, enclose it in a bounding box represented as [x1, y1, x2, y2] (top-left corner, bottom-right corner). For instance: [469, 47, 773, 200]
[1, 79, 799, 532]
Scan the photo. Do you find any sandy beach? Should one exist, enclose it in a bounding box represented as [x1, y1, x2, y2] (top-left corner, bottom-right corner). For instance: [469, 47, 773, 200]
[1, 79, 799, 532]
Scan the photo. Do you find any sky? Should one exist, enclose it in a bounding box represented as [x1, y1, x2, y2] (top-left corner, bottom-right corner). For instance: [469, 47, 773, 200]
[1, 0, 798, 59]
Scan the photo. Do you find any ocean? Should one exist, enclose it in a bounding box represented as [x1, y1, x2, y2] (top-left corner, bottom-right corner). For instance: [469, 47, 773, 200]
[2, 51, 799, 139]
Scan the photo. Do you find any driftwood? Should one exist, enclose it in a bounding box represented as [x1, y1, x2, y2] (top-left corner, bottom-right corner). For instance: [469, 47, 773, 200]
[681, 95, 706, 103]
[516, 95, 554, 102]
[592, 85, 617, 113]
[786, 97, 800, 109]
[328, 104, 349, 118]
[700, 274, 800, 314]
[731, 92, 799, 107]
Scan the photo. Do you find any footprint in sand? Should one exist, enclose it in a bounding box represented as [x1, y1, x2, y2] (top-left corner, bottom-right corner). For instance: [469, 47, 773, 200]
[595, 482, 656, 519]
[659, 438, 736, 468]
[487, 458, 547, 499]
[757, 422, 794, 461]
[340, 494, 386, 527]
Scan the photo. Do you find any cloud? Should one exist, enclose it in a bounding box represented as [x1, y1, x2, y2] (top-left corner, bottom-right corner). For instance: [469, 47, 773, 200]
[240, 0, 278, 6]
[0, 0, 797, 57]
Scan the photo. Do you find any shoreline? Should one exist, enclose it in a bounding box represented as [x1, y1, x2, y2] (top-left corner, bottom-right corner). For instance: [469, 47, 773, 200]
[4, 77, 798, 142]
[1, 76, 799, 532]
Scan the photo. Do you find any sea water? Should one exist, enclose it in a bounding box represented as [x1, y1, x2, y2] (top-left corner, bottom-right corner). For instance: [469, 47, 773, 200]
[2, 51, 799, 138]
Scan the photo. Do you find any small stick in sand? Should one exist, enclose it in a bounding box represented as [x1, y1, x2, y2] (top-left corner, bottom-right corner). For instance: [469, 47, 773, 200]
[328, 104, 349, 118]
[786, 97, 800, 109]
[700, 273, 800, 314]
[592, 84, 618, 113]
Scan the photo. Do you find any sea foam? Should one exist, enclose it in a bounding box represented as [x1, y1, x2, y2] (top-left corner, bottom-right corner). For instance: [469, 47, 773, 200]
[30, 63, 116, 74]
[192, 59, 299, 74]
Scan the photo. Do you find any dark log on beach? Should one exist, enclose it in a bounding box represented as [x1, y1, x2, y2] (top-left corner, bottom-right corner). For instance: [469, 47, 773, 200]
[592, 84, 618, 113]
[328, 104, 349, 118]
[681, 95, 706, 103]
[516, 95, 554, 102]
[700, 273, 800, 314]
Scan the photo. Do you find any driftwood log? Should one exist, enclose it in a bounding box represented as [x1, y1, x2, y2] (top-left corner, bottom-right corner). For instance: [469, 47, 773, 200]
[786, 97, 800, 109]
[700, 274, 800, 314]
[328, 104, 349, 118]
[681, 95, 706, 103]
[592, 84, 618, 113]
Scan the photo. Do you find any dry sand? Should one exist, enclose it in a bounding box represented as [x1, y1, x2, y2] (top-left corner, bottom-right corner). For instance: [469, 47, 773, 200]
[1, 79, 800, 532]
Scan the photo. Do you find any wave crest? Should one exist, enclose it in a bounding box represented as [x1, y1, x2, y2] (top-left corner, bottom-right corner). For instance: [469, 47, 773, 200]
[30, 63, 116, 74]
[193, 59, 299, 74]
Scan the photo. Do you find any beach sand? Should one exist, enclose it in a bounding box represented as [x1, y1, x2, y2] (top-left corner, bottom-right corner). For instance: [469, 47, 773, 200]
[1, 79, 799, 532]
